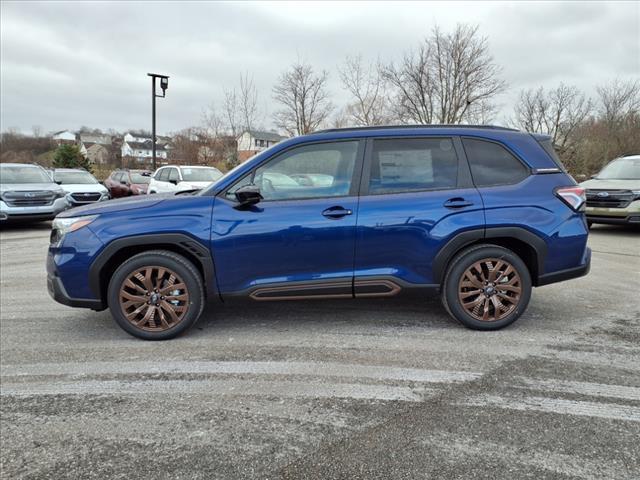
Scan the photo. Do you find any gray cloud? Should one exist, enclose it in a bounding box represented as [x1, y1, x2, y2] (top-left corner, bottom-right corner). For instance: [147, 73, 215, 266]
[1, 1, 638, 134]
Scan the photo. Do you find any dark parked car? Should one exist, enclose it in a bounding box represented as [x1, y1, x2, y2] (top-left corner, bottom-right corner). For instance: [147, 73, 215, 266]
[104, 169, 151, 198]
[48, 125, 590, 340]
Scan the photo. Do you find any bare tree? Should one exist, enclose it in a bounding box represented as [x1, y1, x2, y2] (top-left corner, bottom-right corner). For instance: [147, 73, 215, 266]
[383, 24, 506, 124]
[513, 84, 592, 151]
[222, 88, 241, 138]
[239, 72, 259, 133]
[596, 79, 640, 127]
[338, 55, 389, 126]
[272, 60, 333, 136]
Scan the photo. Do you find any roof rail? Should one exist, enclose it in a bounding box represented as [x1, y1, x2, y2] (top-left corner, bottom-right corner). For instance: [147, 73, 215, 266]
[317, 124, 519, 133]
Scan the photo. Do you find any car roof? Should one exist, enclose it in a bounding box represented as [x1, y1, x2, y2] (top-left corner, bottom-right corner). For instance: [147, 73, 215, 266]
[1, 163, 45, 168]
[317, 124, 518, 134]
[53, 168, 91, 173]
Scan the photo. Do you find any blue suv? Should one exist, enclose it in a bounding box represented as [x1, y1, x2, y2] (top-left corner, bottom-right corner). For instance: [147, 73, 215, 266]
[47, 126, 591, 340]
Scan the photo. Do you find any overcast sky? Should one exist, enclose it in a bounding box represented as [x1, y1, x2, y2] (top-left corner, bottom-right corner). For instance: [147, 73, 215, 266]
[1, 1, 638, 135]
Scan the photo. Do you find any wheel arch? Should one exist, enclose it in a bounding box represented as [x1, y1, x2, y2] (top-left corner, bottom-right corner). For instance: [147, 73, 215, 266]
[89, 233, 218, 306]
[433, 227, 547, 286]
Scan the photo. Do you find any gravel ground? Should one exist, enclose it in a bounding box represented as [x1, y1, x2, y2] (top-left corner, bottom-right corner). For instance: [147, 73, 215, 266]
[1, 223, 639, 479]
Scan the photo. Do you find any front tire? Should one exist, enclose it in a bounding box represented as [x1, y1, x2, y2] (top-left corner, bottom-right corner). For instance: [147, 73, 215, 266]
[441, 244, 532, 330]
[107, 250, 205, 340]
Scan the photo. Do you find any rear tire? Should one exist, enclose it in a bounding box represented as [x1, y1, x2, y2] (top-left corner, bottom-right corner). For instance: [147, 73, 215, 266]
[441, 244, 531, 330]
[107, 250, 205, 340]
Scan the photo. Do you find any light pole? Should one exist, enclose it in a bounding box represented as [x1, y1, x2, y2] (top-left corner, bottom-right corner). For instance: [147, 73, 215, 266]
[147, 73, 169, 171]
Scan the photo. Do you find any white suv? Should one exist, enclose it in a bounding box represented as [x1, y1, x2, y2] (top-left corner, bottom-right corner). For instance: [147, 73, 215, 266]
[147, 165, 223, 194]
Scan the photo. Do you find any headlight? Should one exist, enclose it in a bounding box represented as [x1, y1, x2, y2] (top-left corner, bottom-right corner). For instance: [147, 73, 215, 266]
[52, 215, 97, 237]
[54, 190, 67, 199]
[632, 190, 640, 201]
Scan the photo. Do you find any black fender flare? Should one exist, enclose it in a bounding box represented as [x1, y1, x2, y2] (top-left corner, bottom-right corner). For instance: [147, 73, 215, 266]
[88, 233, 217, 303]
[432, 227, 547, 285]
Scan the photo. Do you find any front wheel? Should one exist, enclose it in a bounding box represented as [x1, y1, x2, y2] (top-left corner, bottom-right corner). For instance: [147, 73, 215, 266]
[441, 244, 532, 330]
[107, 250, 205, 340]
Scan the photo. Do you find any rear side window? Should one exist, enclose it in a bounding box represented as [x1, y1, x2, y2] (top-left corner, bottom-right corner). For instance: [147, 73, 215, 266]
[462, 138, 529, 187]
[369, 138, 458, 194]
[113, 172, 123, 182]
[537, 138, 567, 172]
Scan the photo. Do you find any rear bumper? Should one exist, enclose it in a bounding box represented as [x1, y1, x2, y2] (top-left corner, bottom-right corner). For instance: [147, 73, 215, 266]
[537, 247, 591, 286]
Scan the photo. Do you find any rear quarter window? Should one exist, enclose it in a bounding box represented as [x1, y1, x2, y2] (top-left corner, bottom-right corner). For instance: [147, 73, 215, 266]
[462, 138, 529, 187]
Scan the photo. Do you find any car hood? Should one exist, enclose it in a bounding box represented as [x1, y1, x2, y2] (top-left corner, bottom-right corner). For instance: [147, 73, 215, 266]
[0, 182, 65, 194]
[179, 181, 214, 189]
[58, 192, 172, 217]
[580, 179, 640, 190]
[59, 183, 108, 194]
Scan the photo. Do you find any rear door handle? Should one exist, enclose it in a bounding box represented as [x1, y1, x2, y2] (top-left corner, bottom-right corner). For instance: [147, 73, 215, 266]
[322, 206, 353, 219]
[444, 197, 474, 209]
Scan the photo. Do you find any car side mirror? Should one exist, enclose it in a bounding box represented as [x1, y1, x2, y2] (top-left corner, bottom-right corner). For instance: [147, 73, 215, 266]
[120, 180, 128, 185]
[590, 174, 598, 179]
[235, 184, 262, 206]
[55, 180, 62, 185]
[169, 179, 178, 185]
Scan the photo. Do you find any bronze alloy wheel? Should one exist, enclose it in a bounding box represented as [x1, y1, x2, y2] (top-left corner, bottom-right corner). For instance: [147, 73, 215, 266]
[119, 266, 190, 332]
[457, 258, 522, 322]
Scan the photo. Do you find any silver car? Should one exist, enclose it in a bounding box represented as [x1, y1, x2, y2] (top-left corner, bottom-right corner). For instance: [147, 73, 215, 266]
[0, 163, 69, 222]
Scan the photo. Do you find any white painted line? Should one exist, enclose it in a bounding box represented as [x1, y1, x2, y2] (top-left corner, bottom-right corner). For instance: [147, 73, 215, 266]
[519, 377, 640, 402]
[1, 360, 482, 384]
[462, 394, 640, 423]
[0, 378, 430, 402]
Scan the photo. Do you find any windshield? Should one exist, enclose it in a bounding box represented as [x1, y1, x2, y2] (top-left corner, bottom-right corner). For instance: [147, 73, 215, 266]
[130, 173, 151, 184]
[596, 157, 640, 180]
[54, 171, 97, 185]
[1, 165, 52, 184]
[181, 167, 223, 182]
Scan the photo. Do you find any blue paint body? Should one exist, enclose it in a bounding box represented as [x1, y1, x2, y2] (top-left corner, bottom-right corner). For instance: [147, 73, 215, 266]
[48, 127, 590, 305]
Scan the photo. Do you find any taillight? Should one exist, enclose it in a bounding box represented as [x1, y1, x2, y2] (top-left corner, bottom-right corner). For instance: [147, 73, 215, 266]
[555, 186, 586, 211]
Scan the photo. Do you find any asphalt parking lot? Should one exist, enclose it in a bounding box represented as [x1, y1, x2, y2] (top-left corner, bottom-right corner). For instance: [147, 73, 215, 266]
[0, 224, 639, 480]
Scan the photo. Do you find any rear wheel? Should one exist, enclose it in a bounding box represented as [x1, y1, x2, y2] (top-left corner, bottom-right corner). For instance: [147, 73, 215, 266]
[107, 250, 204, 340]
[441, 244, 531, 330]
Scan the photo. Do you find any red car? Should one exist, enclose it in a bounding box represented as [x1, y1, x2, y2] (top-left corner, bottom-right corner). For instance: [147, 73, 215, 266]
[104, 169, 151, 198]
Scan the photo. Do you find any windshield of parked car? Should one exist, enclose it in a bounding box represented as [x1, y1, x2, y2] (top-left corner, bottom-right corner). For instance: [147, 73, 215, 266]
[130, 173, 151, 184]
[181, 167, 223, 182]
[54, 171, 98, 185]
[596, 157, 640, 180]
[0, 165, 52, 184]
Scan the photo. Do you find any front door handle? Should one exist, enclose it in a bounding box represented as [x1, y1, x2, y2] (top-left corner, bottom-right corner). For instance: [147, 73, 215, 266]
[444, 197, 474, 209]
[322, 206, 353, 219]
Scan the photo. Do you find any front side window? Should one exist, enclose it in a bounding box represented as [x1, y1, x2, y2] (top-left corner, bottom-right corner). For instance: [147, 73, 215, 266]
[168, 168, 180, 182]
[368, 138, 459, 194]
[228, 141, 359, 201]
[462, 138, 529, 187]
[181, 167, 222, 182]
[157, 169, 169, 181]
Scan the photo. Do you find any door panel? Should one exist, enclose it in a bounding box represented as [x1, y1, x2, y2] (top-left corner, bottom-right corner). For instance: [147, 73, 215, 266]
[211, 196, 359, 294]
[354, 188, 483, 287]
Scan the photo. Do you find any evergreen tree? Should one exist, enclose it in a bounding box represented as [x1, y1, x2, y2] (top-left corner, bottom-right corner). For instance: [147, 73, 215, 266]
[52, 144, 93, 173]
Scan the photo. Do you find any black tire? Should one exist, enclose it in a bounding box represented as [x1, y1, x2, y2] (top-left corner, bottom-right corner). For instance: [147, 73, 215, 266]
[441, 244, 532, 330]
[107, 250, 205, 340]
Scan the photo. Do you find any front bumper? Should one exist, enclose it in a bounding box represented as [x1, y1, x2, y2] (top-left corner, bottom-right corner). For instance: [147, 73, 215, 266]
[586, 214, 640, 225]
[585, 201, 640, 225]
[0, 197, 69, 221]
[46, 249, 105, 310]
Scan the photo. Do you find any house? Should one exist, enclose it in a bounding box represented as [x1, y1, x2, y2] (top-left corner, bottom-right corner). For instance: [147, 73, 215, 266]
[79, 134, 112, 146]
[86, 144, 111, 164]
[121, 133, 168, 164]
[236, 130, 287, 162]
[52, 130, 76, 144]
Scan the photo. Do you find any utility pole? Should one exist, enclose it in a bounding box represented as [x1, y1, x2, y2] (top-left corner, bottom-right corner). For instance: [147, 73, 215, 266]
[147, 73, 169, 171]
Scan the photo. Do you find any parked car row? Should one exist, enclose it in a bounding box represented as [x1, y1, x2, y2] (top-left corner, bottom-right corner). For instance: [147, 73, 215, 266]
[0, 164, 226, 223]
